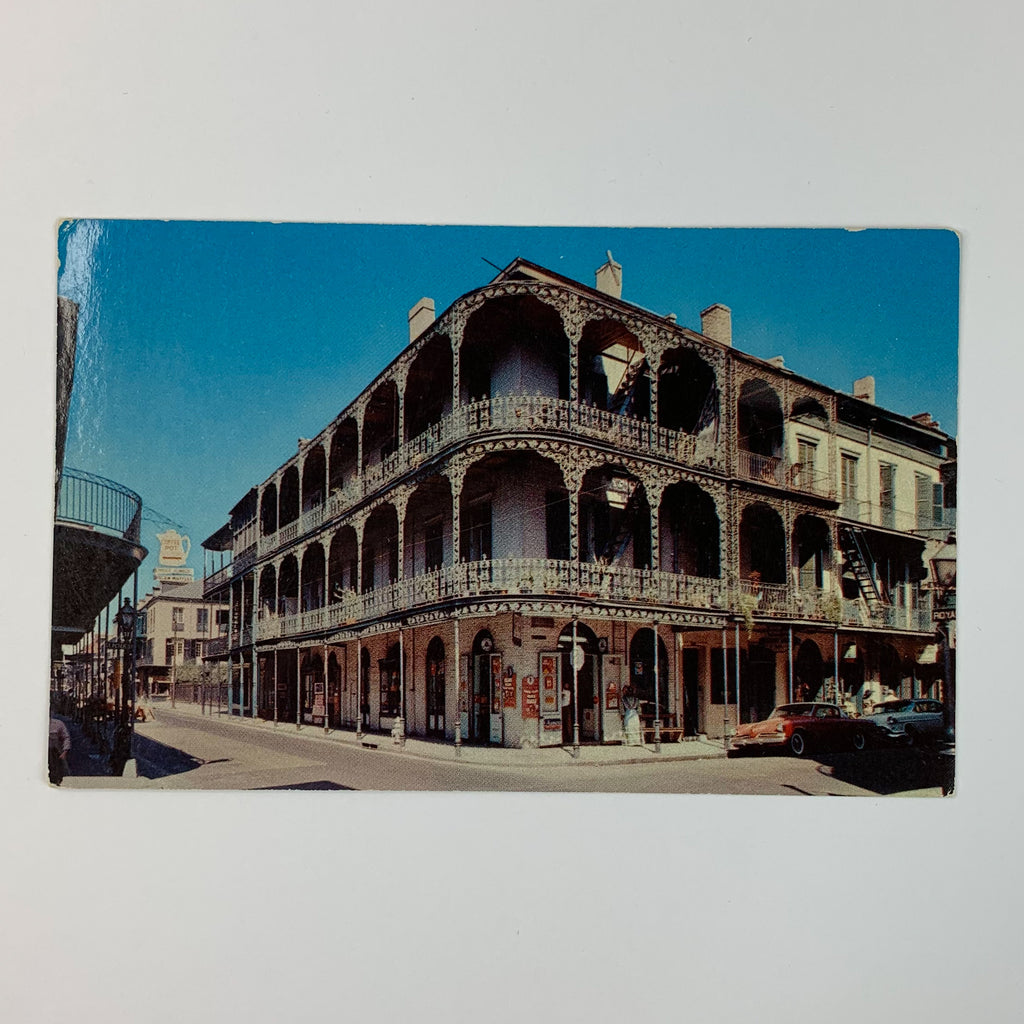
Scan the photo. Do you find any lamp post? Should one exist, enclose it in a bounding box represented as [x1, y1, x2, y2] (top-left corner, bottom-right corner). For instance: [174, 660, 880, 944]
[929, 538, 956, 744]
[112, 597, 137, 775]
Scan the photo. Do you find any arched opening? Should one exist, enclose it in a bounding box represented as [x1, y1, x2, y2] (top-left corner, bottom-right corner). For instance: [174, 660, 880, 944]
[301, 444, 326, 512]
[795, 639, 825, 702]
[793, 514, 831, 591]
[557, 622, 601, 743]
[578, 319, 649, 419]
[659, 482, 720, 577]
[628, 628, 669, 730]
[378, 642, 402, 721]
[405, 333, 454, 441]
[579, 465, 650, 569]
[878, 644, 902, 702]
[328, 418, 358, 496]
[791, 395, 829, 426]
[328, 526, 358, 602]
[658, 347, 718, 434]
[361, 504, 398, 592]
[300, 542, 326, 611]
[459, 451, 567, 564]
[469, 629, 499, 743]
[738, 379, 784, 483]
[359, 646, 371, 727]
[841, 643, 866, 714]
[277, 648, 298, 724]
[258, 564, 276, 619]
[460, 294, 569, 403]
[327, 649, 343, 728]
[362, 380, 399, 473]
[277, 554, 299, 617]
[425, 635, 446, 736]
[300, 651, 325, 726]
[404, 475, 452, 578]
[260, 483, 278, 536]
[739, 503, 787, 584]
[279, 465, 300, 527]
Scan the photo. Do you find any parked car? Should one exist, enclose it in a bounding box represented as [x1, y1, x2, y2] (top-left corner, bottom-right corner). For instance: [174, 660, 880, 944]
[730, 702, 871, 757]
[862, 698, 945, 746]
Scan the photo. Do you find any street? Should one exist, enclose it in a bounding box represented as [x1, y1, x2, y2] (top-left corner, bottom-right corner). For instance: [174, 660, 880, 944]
[121, 708, 951, 795]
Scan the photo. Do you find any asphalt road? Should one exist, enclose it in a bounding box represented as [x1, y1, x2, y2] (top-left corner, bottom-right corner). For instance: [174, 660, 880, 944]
[130, 709, 950, 795]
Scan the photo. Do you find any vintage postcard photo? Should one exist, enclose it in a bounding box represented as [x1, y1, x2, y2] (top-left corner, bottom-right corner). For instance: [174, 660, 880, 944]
[50, 223, 958, 794]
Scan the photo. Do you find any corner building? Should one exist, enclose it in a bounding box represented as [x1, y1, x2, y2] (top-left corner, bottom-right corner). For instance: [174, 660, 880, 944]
[202, 256, 953, 747]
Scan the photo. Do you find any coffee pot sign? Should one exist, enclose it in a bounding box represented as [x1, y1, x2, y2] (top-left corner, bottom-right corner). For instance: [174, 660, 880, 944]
[156, 529, 191, 566]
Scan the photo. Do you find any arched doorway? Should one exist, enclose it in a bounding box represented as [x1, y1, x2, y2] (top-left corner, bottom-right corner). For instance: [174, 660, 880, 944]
[327, 649, 342, 729]
[557, 622, 601, 743]
[470, 629, 500, 744]
[300, 651, 325, 726]
[795, 639, 824, 702]
[426, 635, 446, 737]
[628, 628, 669, 731]
[359, 646, 371, 728]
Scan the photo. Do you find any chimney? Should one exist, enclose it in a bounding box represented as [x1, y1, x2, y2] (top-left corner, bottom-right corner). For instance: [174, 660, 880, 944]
[408, 297, 435, 342]
[595, 251, 622, 298]
[853, 375, 875, 404]
[700, 303, 732, 347]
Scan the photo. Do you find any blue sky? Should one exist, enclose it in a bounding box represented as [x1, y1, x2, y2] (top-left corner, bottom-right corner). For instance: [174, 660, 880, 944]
[57, 222, 959, 599]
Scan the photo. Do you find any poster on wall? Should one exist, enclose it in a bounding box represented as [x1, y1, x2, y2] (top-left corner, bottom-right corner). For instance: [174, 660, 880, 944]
[489, 654, 503, 744]
[538, 652, 562, 746]
[522, 676, 539, 718]
[503, 670, 517, 709]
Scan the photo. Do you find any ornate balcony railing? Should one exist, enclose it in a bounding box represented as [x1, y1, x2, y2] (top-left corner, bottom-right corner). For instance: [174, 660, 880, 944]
[739, 579, 792, 616]
[56, 467, 143, 543]
[738, 449, 785, 487]
[204, 636, 229, 658]
[203, 564, 234, 596]
[250, 395, 725, 562]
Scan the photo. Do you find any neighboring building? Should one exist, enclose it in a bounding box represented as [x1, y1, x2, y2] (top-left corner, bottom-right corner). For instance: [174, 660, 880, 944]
[52, 297, 147, 664]
[135, 580, 229, 697]
[202, 256, 955, 746]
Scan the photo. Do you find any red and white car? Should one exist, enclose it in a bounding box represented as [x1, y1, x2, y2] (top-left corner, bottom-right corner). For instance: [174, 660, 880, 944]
[730, 702, 870, 757]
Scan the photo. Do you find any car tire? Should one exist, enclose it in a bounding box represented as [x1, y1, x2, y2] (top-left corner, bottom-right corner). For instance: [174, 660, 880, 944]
[851, 731, 866, 752]
[904, 727, 917, 747]
[789, 731, 807, 757]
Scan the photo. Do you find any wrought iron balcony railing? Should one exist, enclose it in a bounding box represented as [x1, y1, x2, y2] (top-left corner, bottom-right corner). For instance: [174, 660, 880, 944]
[55, 467, 142, 543]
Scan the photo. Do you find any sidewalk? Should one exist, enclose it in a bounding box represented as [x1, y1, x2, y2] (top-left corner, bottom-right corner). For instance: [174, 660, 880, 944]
[146, 699, 728, 769]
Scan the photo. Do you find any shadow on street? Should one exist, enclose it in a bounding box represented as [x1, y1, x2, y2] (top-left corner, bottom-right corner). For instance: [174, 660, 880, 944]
[133, 734, 206, 779]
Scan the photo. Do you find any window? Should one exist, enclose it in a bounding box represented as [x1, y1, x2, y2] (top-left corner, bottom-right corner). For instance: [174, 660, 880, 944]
[216, 609, 229, 635]
[172, 606, 185, 631]
[165, 638, 183, 663]
[196, 607, 209, 633]
[879, 463, 896, 526]
[841, 454, 858, 515]
[795, 438, 817, 490]
[424, 516, 444, 572]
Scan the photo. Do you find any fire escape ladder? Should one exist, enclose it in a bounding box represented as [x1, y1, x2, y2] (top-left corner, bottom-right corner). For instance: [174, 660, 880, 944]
[600, 483, 644, 566]
[839, 525, 885, 613]
[607, 356, 646, 416]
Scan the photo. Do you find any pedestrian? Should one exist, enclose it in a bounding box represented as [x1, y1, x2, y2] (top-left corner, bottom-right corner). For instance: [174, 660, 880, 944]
[48, 717, 71, 785]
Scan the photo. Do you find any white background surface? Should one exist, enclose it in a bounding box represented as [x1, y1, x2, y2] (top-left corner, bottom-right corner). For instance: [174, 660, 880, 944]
[1, 3, 1017, 1021]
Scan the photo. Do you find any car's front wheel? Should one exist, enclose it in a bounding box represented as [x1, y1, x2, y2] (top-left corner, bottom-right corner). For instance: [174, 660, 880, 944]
[851, 731, 866, 751]
[789, 731, 808, 757]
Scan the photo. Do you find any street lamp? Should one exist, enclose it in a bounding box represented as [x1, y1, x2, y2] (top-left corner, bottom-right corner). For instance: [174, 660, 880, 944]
[929, 537, 956, 743]
[113, 597, 138, 775]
